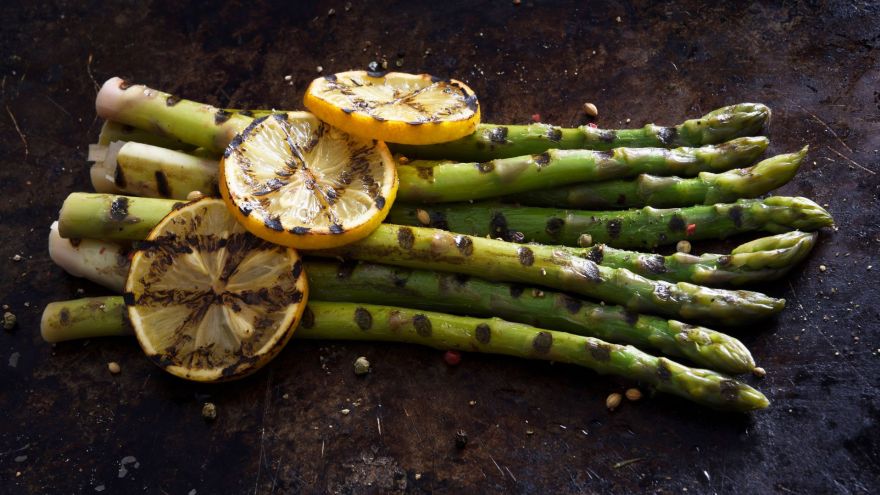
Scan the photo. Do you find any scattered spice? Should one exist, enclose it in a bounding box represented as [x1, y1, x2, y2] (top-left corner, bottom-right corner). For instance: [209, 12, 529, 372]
[606, 392, 623, 411]
[588, 123, 598, 129]
[443, 350, 462, 366]
[341, 408, 351, 415]
[819, 265, 827, 272]
[201, 402, 217, 420]
[676, 240, 692, 254]
[353, 356, 371, 375]
[454, 429, 468, 449]
[397, 155, 410, 165]
[531, 289, 545, 298]
[107, 361, 121, 374]
[583, 102, 598, 117]
[752, 367, 766, 378]
[327, 8, 336, 16]
[686, 223, 697, 236]
[578, 233, 593, 247]
[468, 400, 476, 406]
[284, 74, 293, 81]
[526, 428, 534, 435]
[625, 388, 642, 401]
[513, 0, 521, 4]
[316, 65, 324, 73]
[2, 312, 16, 330]
[531, 113, 541, 122]
[186, 190, 203, 201]
[12, 254, 22, 262]
[416, 209, 431, 226]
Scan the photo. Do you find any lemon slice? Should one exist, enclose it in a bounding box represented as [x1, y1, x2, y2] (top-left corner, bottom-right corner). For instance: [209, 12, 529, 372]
[303, 70, 481, 145]
[125, 198, 308, 382]
[220, 112, 397, 249]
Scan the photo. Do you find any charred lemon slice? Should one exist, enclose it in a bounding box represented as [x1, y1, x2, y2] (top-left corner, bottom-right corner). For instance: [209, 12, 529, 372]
[303, 70, 480, 145]
[125, 198, 308, 382]
[220, 112, 397, 249]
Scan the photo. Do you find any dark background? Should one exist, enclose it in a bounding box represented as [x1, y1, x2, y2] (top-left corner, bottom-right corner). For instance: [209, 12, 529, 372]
[1, 1, 878, 493]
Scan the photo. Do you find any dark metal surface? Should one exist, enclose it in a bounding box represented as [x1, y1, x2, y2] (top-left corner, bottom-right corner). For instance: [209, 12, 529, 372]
[1, 1, 878, 493]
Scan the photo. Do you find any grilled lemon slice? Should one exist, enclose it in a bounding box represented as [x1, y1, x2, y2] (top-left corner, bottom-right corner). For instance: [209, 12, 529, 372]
[220, 112, 397, 249]
[125, 198, 308, 382]
[303, 70, 481, 145]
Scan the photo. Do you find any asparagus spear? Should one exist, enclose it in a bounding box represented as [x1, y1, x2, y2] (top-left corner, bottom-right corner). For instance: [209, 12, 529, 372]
[57, 193, 179, 241]
[388, 196, 834, 249]
[97, 120, 195, 150]
[95, 76, 768, 160]
[41, 298, 769, 411]
[54, 193, 787, 323]
[90, 141, 218, 198]
[47, 228, 755, 373]
[562, 231, 818, 287]
[57, 193, 815, 288]
[96, 77, 250, 152]
[87, 135, 777, 205]
[395, 137, 769, 203]
[389, 103, 772, 162]
[48, 222, 130, 290]
[312, 225, 785, 323]
[512, 147, 807, 209]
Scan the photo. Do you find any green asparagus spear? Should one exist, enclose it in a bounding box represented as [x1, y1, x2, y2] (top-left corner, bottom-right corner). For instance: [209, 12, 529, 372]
[90, 141, 219, 199]
[87, 136, 778, 206]
[563, 231, 818, 287]
[96, 76, 768, 163]
[97, 120, 196, 150]
[306, 262, 756, 373]
[46, 230, 755, 373]
[41, 296, 130, 342]
[40, 298, 769, 411]
[55, 193, 785, 324]
[512, 147, 807, 209]
[55, 193, 813, 288]
[96, 77, 250, 152]
[57, 193, 179, 241]
[395, 137, 769, 203]
[389, 103, 771, 161]
[388, 196, 833, 249]
[313, 225, 786, 323]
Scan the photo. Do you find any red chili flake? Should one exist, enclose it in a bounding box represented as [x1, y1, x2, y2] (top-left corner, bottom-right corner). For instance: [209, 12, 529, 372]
[588, 123, 598, 128]
[686, 223, 697, 236]
[99, 247, 106, 254]
[531, 113, 541, 122]
[443, 350, 462, 366]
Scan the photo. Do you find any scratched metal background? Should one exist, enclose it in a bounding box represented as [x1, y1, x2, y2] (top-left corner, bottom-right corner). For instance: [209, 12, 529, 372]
[1, 1, 878, 493]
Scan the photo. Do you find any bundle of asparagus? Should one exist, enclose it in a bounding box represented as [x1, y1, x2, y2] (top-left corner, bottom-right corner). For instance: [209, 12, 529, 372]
[42, 78, 833, 412]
